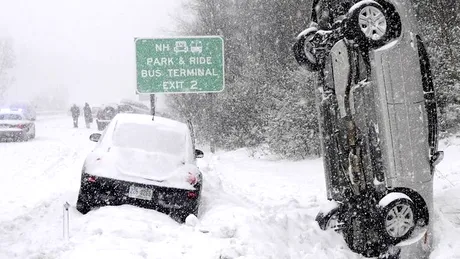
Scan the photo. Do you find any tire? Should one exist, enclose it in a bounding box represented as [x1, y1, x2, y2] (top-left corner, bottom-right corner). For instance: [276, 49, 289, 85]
[292, 27, 322, 71]
[76, 192, 92, 214]
[316, 207, 340, 231]
[171, 204, 199, 223]
[380, 198, 416, 244]
[97, 122, 103, 131]
[21, 133, 29, 142]
[345, 1, 401, 49]
[170, 210, 190, 223]
[30, 125, 36, 139]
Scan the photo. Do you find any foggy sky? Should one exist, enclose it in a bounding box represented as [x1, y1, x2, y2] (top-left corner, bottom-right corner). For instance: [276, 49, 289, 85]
[0, 0, 183, 108]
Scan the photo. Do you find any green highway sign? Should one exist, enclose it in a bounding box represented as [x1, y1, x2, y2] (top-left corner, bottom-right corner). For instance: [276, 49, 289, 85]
[135, 36, 225, 94]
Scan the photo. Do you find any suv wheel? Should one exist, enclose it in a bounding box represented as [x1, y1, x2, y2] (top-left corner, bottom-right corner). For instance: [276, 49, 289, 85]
[293, 27, 322, 71]
[381, 197, 416, 244]
[30, 125, 36, 139]
[346, 1, 400, 48]
[316, 207, 341, 231]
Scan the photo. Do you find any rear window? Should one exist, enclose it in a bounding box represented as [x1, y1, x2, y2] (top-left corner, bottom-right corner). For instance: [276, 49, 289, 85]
[0, 114, 23, 120]
[112, 123, 186, 155]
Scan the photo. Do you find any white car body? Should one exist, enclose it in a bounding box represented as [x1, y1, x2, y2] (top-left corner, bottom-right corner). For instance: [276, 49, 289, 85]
[85, 113, 200, 190]
[0, 109, 36, 141]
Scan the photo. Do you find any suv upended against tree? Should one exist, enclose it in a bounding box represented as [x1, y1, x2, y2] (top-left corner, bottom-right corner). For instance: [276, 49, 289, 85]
[293, 0, 443, 258]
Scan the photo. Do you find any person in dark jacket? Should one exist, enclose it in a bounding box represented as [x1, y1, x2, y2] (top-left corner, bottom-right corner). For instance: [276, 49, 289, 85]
[83, 102, 93, 129]
[70, 104, 80, 128]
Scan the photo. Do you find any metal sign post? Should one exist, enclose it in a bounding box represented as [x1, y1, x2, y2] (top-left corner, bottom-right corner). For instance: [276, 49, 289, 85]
[150, 94, 155, 116]
[63, 202, 70, 240]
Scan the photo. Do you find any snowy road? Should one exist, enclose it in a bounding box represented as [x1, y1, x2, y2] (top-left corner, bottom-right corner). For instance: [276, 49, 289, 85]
[0, 115, 459, 258]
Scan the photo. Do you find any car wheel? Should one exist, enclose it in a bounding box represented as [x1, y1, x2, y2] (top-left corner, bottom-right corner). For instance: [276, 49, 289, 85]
[380, 198, 416, 244]
[346, 1, 400, 48]
[76, 192, 92, 214]
[171, 205, 199, 223]
[316, 207, 340, 231]
[293, 27, 322, 71]
[30, 125, 36, 139]
[97, 122, 103, 131]
[21, 133, 29, 142]
[170, 211, 188, 223]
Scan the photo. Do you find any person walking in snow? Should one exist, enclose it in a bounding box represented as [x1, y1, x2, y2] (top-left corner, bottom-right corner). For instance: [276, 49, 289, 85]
[83, 102, 92, 129]
[70, 104, 80, 128]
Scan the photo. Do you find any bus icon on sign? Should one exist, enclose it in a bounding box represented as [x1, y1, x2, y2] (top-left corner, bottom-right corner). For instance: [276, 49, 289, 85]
[190, 40, 203, 54]
[174, 41, 188, 53]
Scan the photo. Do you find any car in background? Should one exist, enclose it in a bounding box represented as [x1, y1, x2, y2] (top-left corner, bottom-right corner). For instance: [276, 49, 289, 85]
[96, 104, 118, 131]
[96, 100, 151, 131]
[1, 101, 36, 121]
[91, 106, 101, 117]
[119, 99, 150, 114]
[76, 113, 204, 223]
[0, 108, 36, 141]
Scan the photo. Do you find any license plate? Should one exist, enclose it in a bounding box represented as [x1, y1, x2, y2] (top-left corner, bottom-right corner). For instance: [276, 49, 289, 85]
[128, 186, 153, 200]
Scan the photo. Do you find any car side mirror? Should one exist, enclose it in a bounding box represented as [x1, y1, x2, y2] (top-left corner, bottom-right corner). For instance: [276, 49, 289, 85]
[430, 151, 444, 166]
[195, 149, 204, 158]
[89, 133, 102, 142]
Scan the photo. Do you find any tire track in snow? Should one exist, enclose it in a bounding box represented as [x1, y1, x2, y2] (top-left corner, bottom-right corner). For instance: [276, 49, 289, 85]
[198, 151, 359, 259]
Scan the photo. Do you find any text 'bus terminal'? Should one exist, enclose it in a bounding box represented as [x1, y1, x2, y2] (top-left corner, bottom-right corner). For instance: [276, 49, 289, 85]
[140, 56, 218, 90]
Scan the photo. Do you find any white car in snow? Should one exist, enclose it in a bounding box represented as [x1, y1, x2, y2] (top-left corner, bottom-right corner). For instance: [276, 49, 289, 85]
[76, 113, 204, 222]
[0, 108, 36, 141]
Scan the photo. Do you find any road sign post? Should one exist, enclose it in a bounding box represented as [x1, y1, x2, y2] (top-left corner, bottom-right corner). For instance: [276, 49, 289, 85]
[150, 94, 155, 116]
[135, 36, 225, 94]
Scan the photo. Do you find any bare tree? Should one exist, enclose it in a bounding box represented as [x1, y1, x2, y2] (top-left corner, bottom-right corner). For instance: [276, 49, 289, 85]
[0, 39, 15, 99]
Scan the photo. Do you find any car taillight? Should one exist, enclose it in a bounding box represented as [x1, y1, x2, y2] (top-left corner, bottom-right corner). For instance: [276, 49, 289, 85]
[187, 191, 198, 199]
[16, 124, 25, 129]
[87, 176, 97, 183]
[186, 172, 198, 185]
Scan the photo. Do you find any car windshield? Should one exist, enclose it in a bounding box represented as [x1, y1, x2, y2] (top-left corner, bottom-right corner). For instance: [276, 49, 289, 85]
[112, 122, 186, 155]
[0, 114, 23, 120]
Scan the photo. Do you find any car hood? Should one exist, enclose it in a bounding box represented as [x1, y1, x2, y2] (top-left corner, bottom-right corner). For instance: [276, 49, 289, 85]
[85, 147, 200, 190]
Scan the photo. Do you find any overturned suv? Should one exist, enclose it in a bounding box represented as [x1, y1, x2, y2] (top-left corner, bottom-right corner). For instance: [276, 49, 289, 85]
[293, 0, 443, 258]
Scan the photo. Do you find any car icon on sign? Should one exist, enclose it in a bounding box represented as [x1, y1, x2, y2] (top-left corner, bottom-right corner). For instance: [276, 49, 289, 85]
[174, 41, 188, 53]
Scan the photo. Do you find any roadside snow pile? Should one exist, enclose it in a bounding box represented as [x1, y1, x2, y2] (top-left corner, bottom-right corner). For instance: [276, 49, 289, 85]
[199, 149, 359, 259]
[1, 116, 460, 258]
[431, 134, 460, 258]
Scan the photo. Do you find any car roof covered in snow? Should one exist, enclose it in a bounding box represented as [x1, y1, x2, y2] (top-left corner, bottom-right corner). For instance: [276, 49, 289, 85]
[101, 103, 119, 109]
[113, 113, 188, 131]
[0, 108, 25, 115]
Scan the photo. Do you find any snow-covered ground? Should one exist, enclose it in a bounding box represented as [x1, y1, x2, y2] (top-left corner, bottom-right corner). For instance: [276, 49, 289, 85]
[0, 115, 459, 259]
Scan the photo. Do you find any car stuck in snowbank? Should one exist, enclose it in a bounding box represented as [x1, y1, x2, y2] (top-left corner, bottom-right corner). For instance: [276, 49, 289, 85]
[76, 113, 204, 223]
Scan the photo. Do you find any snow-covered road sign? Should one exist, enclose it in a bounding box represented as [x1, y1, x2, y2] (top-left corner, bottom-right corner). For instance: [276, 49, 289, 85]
[135, 36, 225, 94]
